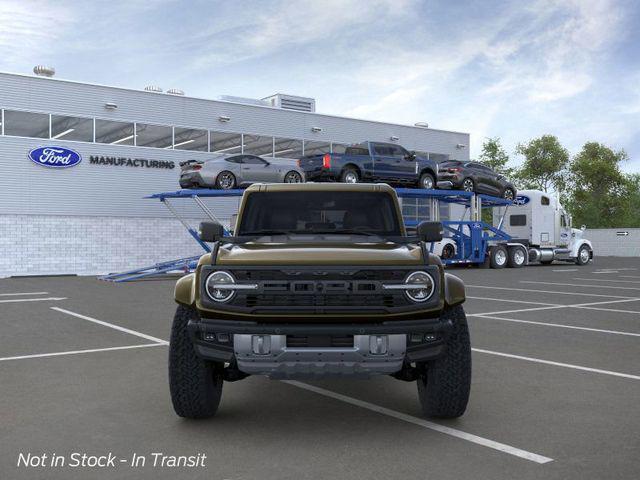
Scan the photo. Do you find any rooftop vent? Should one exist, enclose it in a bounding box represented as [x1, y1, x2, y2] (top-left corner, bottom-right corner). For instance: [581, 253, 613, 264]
[144, 85, 163, 93]
[262, 94, 316, 112]
[167, 88, 185, 96]
[33, 65, 55, 77]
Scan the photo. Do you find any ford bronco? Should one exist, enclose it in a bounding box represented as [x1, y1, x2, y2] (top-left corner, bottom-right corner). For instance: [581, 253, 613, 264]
[169, 183, 471, 419]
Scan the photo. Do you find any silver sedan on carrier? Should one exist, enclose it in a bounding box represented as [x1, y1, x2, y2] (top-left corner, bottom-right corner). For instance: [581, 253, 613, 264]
[179, 154, 305, 189]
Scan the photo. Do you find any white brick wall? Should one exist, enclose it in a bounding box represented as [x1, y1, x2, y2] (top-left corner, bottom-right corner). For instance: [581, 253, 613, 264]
[583, 228, 640, 257]
[0, 214, 218, 278]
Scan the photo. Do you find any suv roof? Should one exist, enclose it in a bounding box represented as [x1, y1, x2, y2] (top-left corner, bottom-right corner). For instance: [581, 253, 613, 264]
[243, 183, 397, 194]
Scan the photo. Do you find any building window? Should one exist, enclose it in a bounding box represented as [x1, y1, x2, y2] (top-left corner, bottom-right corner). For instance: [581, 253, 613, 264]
[51, 115, 93, 142]
[331, 143, 348, 154]
[243, 134, 274, 156]
[303, 140, 331, 156]
[135, 123, 172, 148]
[95, 119, 135, 145]
[3, 110, 49, 138]
[173, 127, 208, 151]
[274, 137, 303, 158]
[210, 131, 242, 154]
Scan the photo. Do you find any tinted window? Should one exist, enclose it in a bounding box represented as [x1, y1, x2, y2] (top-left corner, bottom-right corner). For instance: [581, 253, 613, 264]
[510, 215, 527, 226]
[51, 115, 93, 142]
[210, 131, 242, 154]
[4, 110, 49, 138]
[345, 146, 369, 156]
[174, 127, 208, 151]
[304, 140, 331, 156]
[243, 135, 273, 156]
[373, 145, 393, 155]
[225, 156, 244, 164]
[274, 138, 303, 158]
[331, 143, 348, 154]
[95, 119, 134, 145]
[541, 196, 550, 206]
[237, 191, 401, 236]
[243, 155, 267, 165]
[136, 123, 172, 148]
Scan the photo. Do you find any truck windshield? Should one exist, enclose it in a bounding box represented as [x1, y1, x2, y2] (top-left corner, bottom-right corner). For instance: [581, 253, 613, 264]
[237, 191, 402, 236]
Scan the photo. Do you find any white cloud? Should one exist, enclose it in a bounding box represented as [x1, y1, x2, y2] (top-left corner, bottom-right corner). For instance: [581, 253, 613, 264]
[0, 0, 74, 68]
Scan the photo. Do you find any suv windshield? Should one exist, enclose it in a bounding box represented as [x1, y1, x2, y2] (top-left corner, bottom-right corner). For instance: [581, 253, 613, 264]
[237, 191, 402, 236]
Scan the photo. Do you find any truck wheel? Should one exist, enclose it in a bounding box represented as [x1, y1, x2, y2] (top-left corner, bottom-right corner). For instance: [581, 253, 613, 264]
[489, 245, 507, 269]
[419, 172, 435, 189]
[340, 167, 359, 184]
[417, 305, 471, 418]
[169, 304, 224, 419]
[576, 245, 591, 265]
[507, 246, 526, 268]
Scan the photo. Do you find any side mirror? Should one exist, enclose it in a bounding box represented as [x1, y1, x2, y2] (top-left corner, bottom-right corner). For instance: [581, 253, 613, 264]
[417, 221, 443, 242]
[198, 221, 225, 242]
[405, 151, 416, 160]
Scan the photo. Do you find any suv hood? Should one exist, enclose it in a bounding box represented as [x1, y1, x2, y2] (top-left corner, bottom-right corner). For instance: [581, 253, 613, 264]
[216, 241, 423, 265]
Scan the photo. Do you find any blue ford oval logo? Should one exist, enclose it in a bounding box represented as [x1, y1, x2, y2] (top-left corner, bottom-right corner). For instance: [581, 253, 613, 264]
[514, 195, 530, 206]
[28, 146, 82, 168]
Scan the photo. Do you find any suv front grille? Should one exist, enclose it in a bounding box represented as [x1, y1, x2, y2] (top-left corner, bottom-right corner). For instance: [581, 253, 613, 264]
[244, 293, 401, 308]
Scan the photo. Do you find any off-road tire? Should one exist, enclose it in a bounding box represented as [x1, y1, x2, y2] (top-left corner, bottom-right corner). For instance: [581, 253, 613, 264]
[507, 245, 526, 268]
[169, 304, 224, 419]
[489, 245, 508, 269]
[419, 172, 435, 190]
[340, 167, 359, 183]
[417, 305, 471, 418]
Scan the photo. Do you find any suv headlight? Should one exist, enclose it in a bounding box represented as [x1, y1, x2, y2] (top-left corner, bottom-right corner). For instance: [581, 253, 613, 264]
[206, 271, 236, 303]
[404, 271, 435, 302]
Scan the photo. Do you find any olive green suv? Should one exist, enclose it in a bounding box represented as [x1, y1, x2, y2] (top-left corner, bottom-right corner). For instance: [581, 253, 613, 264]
[169, 183, 470, 419]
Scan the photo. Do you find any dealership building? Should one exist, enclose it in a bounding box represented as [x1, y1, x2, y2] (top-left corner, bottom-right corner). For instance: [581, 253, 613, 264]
[0, 69, 470, 278]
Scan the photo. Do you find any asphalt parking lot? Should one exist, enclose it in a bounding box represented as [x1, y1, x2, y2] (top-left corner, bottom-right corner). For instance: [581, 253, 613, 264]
[1, 257, 639, 480]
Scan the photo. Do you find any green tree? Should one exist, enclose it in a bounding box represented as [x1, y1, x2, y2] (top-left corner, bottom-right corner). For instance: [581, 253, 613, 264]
[515, 135, 569, 192]
[566, 142, 633, 228]
[478, 137, 514, 177]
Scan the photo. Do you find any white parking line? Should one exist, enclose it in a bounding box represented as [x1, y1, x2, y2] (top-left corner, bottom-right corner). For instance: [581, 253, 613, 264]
[466, 284, 638, 299]
[51, 307, 169, 345]
[473, 348, 640, 380]
[0, 297, 67, 304]
[621, 275, 640, 279]
[466, 296, 559, 307]
[469, 297, 640, 317]
[0, 343, 165, 362]
[284, 380, 553, 464]
[469, 314, 640, 337]
[573, 278, 640, 284]
[521, 281, 640, 291]
[552, 269, 578, 272]
[0, 292, 49, 296]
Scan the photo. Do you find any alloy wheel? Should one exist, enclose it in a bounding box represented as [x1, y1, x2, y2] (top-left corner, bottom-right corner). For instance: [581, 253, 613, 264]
[285, 172, 302, 183]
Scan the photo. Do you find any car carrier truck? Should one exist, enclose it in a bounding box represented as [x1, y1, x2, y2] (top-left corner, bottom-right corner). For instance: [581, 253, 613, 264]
[491, 189, 593, 267]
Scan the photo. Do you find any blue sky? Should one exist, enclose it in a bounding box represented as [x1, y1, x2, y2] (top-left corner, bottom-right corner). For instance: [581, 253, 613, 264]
[1, 0, 639, 171]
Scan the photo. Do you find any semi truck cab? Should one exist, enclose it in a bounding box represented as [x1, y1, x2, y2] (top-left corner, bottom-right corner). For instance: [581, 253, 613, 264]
[496, 190, 593, 265]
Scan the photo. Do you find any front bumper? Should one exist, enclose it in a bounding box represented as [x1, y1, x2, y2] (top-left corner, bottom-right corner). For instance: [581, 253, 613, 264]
[188, 316, 451, 378]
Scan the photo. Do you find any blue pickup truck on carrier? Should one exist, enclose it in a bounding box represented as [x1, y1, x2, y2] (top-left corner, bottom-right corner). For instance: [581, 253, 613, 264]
[298, 141, 439, 189]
